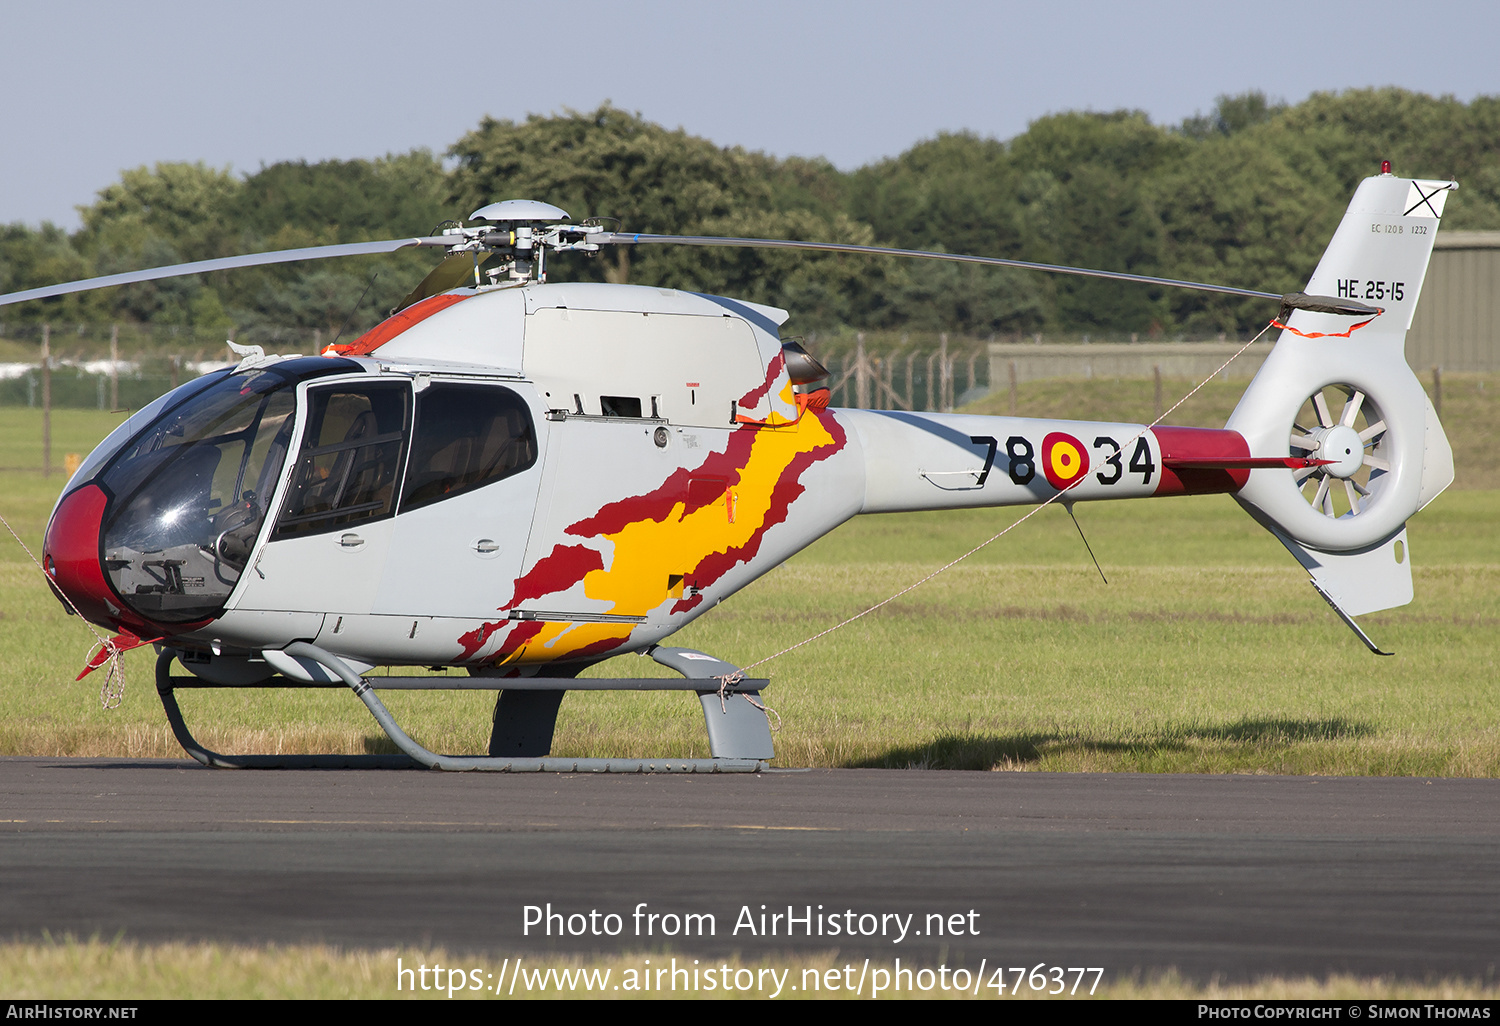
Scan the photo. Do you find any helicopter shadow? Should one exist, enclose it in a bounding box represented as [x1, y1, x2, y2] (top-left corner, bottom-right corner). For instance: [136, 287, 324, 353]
[356, 716, 1380, 767]
[362, 734, 404, 755]
[852, 717, 1377, 771]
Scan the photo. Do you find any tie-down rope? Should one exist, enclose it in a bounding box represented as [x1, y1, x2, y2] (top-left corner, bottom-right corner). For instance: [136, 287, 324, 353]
[0, 511, 127, 709]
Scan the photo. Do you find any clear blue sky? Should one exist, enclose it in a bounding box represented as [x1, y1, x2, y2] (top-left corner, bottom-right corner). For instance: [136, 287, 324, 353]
[4, 0, 1498, 229]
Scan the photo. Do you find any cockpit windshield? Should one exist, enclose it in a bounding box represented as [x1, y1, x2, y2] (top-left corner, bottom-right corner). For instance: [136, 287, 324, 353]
[94, 357, 356, 623]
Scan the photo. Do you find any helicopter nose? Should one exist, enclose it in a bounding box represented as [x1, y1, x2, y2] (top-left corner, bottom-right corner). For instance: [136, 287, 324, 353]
[42, 484, 130, 630]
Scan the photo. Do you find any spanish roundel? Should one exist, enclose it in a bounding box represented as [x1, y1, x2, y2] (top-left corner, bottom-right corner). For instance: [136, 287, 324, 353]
[1042, 432, 1090, 490]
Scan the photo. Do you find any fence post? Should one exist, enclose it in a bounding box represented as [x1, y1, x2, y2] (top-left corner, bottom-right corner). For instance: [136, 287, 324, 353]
[1153, 364, 1163, 421]
[42, 324, 52, 478]
[904, 351, 916, 410]
[939, 333, 950, 412]
[110, 323, 119, 411]
[855, 332, 870, 409]
[1431, 365, 1442, 419]
[1008, 359, 1018, 416]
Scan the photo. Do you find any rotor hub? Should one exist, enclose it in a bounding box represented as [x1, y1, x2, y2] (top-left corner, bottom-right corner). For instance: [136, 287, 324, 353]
[1310, 424, 1365, 478]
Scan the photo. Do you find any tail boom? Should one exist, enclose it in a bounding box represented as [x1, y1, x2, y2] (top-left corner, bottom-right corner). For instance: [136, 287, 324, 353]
[842, 411, 1266, 514]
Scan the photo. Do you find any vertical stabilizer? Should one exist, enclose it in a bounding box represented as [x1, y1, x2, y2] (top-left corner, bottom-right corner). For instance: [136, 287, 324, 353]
[1225, 172, 1458, 631]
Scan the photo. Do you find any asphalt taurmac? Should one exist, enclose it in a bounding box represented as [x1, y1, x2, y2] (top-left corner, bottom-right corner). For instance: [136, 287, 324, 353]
[2, 758, 1498, 982]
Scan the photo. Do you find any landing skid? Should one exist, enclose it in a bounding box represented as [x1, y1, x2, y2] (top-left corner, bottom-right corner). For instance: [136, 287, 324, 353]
[155, 642, 773, 772]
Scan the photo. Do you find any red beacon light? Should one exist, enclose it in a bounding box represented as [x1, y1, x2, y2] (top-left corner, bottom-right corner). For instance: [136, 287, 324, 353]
[1381, 160, 1392, 175]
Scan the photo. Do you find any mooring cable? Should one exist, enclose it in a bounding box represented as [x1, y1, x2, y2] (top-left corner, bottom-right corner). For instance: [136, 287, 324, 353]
[0, 509, 128, 709]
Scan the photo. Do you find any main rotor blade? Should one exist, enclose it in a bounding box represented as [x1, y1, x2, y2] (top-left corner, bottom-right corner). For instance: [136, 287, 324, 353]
[0, 237, 453, 308]
[592, 232, 1284, 302]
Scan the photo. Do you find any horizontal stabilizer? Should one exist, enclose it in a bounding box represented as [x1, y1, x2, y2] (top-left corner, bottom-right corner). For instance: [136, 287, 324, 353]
[1163, 456, 1332, 471]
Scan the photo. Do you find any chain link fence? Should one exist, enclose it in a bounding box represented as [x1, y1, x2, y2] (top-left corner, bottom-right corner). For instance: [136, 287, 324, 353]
[798, 331, 992, 413]
[0, 322, 333, 410]
[1, 322, 1257, 413]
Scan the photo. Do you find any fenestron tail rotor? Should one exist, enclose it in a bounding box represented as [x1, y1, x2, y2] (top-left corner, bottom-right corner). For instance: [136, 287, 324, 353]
[1288, 385, 1392, 520]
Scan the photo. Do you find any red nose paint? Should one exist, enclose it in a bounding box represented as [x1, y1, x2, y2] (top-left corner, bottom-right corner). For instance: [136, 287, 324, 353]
[43, 485, 145, 633]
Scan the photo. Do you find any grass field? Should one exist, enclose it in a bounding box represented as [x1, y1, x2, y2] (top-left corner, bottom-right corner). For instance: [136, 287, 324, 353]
[2, 938, 1497, 1000]
[2, 380, 1496, 1001]
[0, 375, 1495, 774]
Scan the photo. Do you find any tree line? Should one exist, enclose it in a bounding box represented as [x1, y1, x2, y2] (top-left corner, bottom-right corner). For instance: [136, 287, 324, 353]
[3, 88, 1498, 343]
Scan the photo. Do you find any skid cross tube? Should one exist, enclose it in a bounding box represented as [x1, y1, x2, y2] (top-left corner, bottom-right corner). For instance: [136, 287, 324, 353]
[154, 643, 772, 772]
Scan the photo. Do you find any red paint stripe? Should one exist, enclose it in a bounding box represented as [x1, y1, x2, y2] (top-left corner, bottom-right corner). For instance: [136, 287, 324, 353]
[670, 408, 848, 614]
[555, 632, 634, 664]
[509, 544, 606, 607]
[493, 619, 545, 660]
[567, 430, 758, 537]
[457, 617, 545, 664]
[465, 404, 849, 652]
[737, 350, 784, 408]
[327, 293, 469, 357]
[455, 545, 607, 660]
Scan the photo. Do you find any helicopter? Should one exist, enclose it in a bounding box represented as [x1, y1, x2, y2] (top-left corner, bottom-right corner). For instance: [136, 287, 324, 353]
[2, 171, 1457, 772]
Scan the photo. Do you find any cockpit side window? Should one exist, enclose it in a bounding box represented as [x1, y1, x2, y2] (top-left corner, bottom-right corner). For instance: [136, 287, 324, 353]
[400, 384, 537, 512]
[273, 382, 410, 537]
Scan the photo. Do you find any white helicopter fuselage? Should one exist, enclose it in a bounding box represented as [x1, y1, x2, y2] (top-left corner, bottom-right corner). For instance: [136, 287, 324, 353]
[40, 173, 1455, 684]
[44, 281, 1224, 683]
